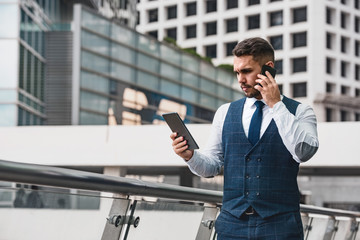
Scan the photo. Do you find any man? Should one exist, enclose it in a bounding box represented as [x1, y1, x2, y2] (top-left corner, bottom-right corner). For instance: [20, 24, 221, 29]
[170, 37, 319, 239]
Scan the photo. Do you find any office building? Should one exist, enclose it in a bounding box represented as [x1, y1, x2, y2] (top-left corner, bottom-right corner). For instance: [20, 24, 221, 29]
[136, 0, 360, 122]
[0, 0, 240, 127]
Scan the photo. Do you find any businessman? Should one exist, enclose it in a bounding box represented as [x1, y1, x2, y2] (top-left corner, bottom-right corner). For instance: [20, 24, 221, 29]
[170, 37, 319, 239]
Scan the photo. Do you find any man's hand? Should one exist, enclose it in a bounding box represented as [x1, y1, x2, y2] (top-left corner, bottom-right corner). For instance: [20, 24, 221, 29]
[255, 71, 281, 108]
[170, 132, 194, 161]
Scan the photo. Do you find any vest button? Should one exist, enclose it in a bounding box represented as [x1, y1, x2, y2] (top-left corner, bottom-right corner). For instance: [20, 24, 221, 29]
[246, 175, 249, 179]
[256, 175, 260, 178]
[257, 158, 261, 162]
[246, 157, 251, 161]
[246, 191, 249, 195]
[256, 192, 260, 196]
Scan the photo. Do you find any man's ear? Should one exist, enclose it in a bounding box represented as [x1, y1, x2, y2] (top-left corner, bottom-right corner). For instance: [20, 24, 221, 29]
[265, 61, 275, 68]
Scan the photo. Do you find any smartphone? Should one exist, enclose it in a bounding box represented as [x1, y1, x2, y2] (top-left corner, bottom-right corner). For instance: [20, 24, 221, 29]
[162, 112, 199, 149]
[261, 65, 277, 78]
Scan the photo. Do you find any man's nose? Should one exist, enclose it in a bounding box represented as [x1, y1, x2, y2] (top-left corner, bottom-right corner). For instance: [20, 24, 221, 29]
[237, 74, 245, 83]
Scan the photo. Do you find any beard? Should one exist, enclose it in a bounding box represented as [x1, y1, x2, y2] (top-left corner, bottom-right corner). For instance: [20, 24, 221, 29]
[241, 84, 262, 99]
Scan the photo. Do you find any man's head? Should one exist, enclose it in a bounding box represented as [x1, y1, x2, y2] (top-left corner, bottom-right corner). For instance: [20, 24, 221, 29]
[232, 38, 275, 99]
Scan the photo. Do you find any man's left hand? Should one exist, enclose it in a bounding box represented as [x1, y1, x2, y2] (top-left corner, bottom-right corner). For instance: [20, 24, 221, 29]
[255, 71, 281, 108]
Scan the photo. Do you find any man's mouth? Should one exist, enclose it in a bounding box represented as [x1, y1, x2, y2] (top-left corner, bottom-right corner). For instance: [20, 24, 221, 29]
[241, 85, 252, 91]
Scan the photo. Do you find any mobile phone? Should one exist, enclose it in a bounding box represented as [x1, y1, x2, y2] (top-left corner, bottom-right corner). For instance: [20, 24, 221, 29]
[162, 112, 199, 149]
[261, 65, 277, 78]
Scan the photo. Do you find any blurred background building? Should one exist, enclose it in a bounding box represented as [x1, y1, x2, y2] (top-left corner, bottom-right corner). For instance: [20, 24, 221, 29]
[0, 0, 241, 127]
[137, 0, 360, 122]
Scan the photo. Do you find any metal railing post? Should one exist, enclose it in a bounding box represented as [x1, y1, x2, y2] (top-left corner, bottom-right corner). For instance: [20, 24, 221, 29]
[195, 204, 219, 240]
[102, 196, 131, 240]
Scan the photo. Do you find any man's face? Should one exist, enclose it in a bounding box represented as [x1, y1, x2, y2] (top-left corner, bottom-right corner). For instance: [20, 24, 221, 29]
[233, 55, 262, 99]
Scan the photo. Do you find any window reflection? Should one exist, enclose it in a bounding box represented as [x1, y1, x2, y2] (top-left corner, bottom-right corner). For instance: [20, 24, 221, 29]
[123, 88, 148, 111]
[122, 111, 141, 125]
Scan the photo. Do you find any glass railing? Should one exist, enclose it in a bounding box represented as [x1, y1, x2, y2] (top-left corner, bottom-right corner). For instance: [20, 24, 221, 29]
[0, 159, 359, 240]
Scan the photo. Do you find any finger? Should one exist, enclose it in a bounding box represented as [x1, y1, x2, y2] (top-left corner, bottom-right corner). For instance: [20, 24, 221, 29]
[265, 71, 275, 82]
[170, 132, 177, 140]
[172, 136, 184, 146]
[173, 140, 188, 153]
[175, 144, 189, 154]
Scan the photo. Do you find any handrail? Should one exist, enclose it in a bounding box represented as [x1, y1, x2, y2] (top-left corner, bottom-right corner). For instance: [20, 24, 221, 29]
[0, 159, 360, 219]
[0, 159, 222, 204]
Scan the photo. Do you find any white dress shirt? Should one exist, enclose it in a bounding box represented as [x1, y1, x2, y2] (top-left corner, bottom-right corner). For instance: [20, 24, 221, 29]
[186, 97, 319, 178]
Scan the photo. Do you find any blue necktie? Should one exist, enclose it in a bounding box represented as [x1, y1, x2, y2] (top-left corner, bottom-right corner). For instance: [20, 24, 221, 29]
[248, 101, 265, 146]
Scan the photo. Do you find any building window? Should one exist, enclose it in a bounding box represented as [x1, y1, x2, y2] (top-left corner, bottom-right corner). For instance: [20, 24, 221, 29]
[225, 41, 237, 56]
[326, 32, 334, 49]
[292, 57, 307, 73]
[248, 0, 260, 6]
[278, 84, 283, 94]
[356, 113, 360, 121]
[356, 0, 360, 9]
[185, 24, 196, 38]
[341, 85, 350, 95]
[355, 88, 360, 97]
[205, 21, 217, 36]
[167, 5, 177, 20]
[356, 40, 360, 57]
[226, 18, 238, 33]
[341, 110, 350, 121]
[292, 82, 307, 98]
[227, 0, 238, 9]
[186, 2, 197, 16]
[148, 9, 158, 23]
[355, 16, 360, 33]
[341, 36, 349, 53]
[147, 30, 158, 39]
[326, 7, 335, 25]
[270, 0, 282, 2]
[269, 35, 283, 50]
[205, 44, 217, 58]
[206, 0, 217, 13]
[341, 61, 348, 77]
[293, 7, 307, 23]
[292, 32, 307, 48]
[341, 0, 347, 5]
[270, 11, 283, 26]
[326, 108, 333, 122]
[248, 14, 260, 30]
[326, 58, 334, 74]
[275, 59, 283, 74]
[341, 12, 349, 29]
[166, 28, 177, 41]
[356, 64, 360, 80]
[326, 82, 336, 93]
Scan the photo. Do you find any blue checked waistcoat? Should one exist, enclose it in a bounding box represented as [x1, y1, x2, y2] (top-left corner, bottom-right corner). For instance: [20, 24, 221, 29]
[221, 96, 301, 218]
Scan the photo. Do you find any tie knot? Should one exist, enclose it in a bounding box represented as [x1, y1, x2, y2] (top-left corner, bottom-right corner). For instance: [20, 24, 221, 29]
[254, 101, 264, 109]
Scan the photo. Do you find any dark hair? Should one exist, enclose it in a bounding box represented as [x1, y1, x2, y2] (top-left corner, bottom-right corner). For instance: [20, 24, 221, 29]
[232, 37, 275, 66]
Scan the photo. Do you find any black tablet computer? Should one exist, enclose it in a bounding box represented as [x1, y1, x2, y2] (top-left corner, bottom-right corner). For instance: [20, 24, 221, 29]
[162, 112, 199, 149]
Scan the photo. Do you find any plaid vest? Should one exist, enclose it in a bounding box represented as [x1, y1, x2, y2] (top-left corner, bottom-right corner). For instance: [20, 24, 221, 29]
[221, 96, 301, 218]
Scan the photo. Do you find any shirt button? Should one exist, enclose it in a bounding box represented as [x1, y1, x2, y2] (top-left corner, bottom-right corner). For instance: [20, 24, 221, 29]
[246, 192, 249, 195]
[257, 158, 261, 162]
[246, 157, 251, 161]
[256, 175, 260, 178]
[256, 192, 260, 196]
[246, 175, 249, 179]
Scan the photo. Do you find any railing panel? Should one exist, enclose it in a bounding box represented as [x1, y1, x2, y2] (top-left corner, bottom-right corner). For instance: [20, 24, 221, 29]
[125, 199, 207, 240]
[306, 215, 331, 240]
[333, 217, 354, 240]
[0, 185, 115, 240]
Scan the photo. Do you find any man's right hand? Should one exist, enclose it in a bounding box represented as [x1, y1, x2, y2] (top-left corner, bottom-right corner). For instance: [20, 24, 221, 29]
[170, 132, 194, 161]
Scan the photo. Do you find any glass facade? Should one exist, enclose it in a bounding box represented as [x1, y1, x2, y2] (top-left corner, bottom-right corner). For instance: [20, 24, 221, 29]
[0, 1, 60, 126]
[78, 7, 241, 125]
